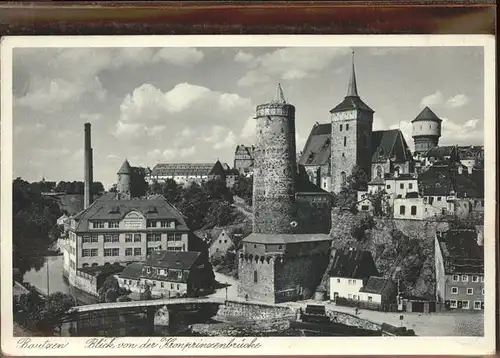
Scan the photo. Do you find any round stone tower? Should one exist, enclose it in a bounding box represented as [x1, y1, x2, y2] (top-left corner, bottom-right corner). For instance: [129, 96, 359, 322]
[252, 83, 298, 234]
[117, 159, 132, 198]
[412, 106, 442, 154]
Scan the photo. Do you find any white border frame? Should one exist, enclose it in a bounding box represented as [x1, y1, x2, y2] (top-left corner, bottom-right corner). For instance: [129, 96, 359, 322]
[1, 35, 496, 356]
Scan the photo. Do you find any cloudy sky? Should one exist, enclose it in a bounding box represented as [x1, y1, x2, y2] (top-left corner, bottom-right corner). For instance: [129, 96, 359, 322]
[12, 46, 484, 188]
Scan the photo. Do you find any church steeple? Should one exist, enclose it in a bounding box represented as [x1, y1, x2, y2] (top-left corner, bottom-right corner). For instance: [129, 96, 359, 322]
[346, 50, 359, 98]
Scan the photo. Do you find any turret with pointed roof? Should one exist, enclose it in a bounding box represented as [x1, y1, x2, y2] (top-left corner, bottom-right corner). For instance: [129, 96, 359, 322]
[330, 51, 375, 193]
[412, 106, 442, 154]
[116, 159, 132, 198]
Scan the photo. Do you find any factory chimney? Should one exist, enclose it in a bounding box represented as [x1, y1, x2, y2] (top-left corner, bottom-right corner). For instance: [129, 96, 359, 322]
[84, 123, 93, 209]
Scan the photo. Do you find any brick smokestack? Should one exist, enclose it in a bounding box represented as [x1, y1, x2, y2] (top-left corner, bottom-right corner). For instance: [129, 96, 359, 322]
[84, 123, 93, 209]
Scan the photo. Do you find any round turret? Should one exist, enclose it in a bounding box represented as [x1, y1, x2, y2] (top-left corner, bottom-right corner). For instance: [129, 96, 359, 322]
[117, 159, 132, 196]
[252, 84, 297, 234]
[412, 106, 442, 153]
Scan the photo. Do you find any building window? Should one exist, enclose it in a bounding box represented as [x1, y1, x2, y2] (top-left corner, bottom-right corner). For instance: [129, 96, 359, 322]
[134, 234, 141, 242]
[409, 183, 413, 190]
[340, 124, 343, 131]
[337, 279, 340, 283]
[90, 249, 98, 257]
[343, 136, 347, 146]
[472, 276, 479, 282]
[462, 300, 469, 309]
[340, 172, 347, 187]
[386, 185, 391, 189]
[160, 221, 168, 228]
[125, 248, 133, 256]
[254, 270, 258, 283]
[411, 206, 417, 216]
[474, 301, 482, 310]
[82, 249, 91, 257]
[482, 288, 484, 295]
[161, 282, 164, 288]
[437, 197, 442, 201]
[91, 235, 98, 243]
[82, 236, 91, 244]
[167, 234, 175, 241]
[348, 294, 352, 299]
[450, 300, 457, 308]
[399, 205, 405, 215]
[467, 288, 473, 295]
[346, 123, 349, 131]
[147, 220, 157, 228]
[361, 205, 369, 211]
[452, 275, 459, 282]
[368, 296, 372, 302]
[462, 275, 468, 282]
[451, 287, 458, 294]
[104, 248, 119, 257]
[147, 233, 161, 242]
[109, 221, 119, 228]
[147, 248, 153, 255]
[400, 183, 404, 189]
[92, 222, 104, 229]
[125, 234, 132, 242]
[175, 233, 182, 241]
[134, 248, 141, 256]
[481, 276, 484, 282]
[376, 166, 382, 178]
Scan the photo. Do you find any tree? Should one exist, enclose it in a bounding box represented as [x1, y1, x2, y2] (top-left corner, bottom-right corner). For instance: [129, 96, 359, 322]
[141, 284, 153, 300]
[232, 176, 253, 206]
[98, 275, 129, 303]
[204, 179, 233, 203]
[40, 292, 76, 334]
[367, 189, 390, 217]
[333, 166, 369, 212]
[204, 200, 236, 227]
[91, 182, 105, 196]
[177, 183, 211, 230]
[160, 179, 182, 203]
[13, 178, 62, 276]
[117, 295, 132, 302]
[105, 289, 119, 303]
[131, 167, 148, 198]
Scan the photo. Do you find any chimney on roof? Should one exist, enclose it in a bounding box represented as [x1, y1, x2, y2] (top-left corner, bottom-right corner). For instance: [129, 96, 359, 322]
[467, 166, 473, 175]
[458, 166, 463, 175]
[84, 123, 93, 209]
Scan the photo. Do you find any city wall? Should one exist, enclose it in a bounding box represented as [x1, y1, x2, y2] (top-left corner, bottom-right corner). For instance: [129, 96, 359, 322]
[215, 301, 296, 322]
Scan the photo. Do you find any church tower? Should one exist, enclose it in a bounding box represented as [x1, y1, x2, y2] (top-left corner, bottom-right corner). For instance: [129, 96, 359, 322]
[117, 159, 132, 199]
[330, 52, 374, 193]
[252, 84, 297, 234]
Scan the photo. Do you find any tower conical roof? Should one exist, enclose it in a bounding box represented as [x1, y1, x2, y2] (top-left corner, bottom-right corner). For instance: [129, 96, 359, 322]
[412, 106, 442, 123]
[272, 83, 287, 104]
[117, 159, 132, 174]
[346, 51, 359, 97]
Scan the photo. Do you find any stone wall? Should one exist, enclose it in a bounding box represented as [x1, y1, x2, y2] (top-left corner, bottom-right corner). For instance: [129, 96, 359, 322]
[274, 253, 330, 302]
[238, 255, 275, 303]
[216, 301, 295, 322]
[253, 104, 298, 234]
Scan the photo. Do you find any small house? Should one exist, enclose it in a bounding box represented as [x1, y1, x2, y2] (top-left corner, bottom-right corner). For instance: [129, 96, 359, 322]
[209, 229, 234, 259]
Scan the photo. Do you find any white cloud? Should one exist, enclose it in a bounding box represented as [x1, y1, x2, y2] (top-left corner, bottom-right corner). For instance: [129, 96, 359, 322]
[204, 125, 228, 143]
[152, 48, 204, 67]
[238, 48, 351, 87]
[214, 131, 236, 150]
[240, 116, 257, 140]
[179, 146, 196, 157]
[16, 77, 107, 113]
[420, 90, 443, 108]
[463, 119, 478, 128]
[440, 117, 483, 144]
[445, 94, 470, 108]
[234, 51, 254, 63]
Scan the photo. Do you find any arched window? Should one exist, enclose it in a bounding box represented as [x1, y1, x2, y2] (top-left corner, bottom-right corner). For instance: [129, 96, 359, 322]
[411, 206, 417, 216]
[376, 165, 383, 178]
[340, 172, 347, 187]
[399, 206, 406, 215]
[343, 137, 347, 146]
[254, 270, 258, 283]
[394, 166, 401, 175]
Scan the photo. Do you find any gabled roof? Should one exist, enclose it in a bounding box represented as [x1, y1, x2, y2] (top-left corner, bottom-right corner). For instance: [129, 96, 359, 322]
[120, 262, 144, 279]
[298, 123, 331, 166]
[329, 249, 380, 279]
[412, 106, 442, 123]
[359, 277, 393, 294]
[437, 230, 483, 275]
[151, 163, 214, 177]
[424, 146, 457, 159]
[371, 129, 411, 163]
[145, 250, 201, 270]
[117, 160, 132, 174]
[457, 146, 484, 160]
[209, 160, 226, 176]
[72, 193, 189, 231]
[418, 164, 484, 198]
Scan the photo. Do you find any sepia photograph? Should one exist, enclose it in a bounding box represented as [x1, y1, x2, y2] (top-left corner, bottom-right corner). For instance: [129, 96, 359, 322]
[0, 35, 496, 355]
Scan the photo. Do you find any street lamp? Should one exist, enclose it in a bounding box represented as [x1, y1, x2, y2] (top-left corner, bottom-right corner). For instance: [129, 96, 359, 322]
[46, 257, 50, 296]
[225, 281, 228, 303]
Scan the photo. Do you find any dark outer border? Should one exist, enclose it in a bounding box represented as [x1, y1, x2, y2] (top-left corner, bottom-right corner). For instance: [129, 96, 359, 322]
[0, 0, 498, 357]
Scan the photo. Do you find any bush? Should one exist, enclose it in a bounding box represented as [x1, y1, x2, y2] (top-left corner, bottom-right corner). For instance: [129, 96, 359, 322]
[117, 295, 132, 302]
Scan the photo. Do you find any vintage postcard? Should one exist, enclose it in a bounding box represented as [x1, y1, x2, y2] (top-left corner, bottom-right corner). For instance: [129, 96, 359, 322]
[0, 35, 496, 355]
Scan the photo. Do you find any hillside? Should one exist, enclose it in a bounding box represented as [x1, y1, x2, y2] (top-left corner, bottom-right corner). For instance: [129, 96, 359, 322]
[319, 209, 447, 300]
